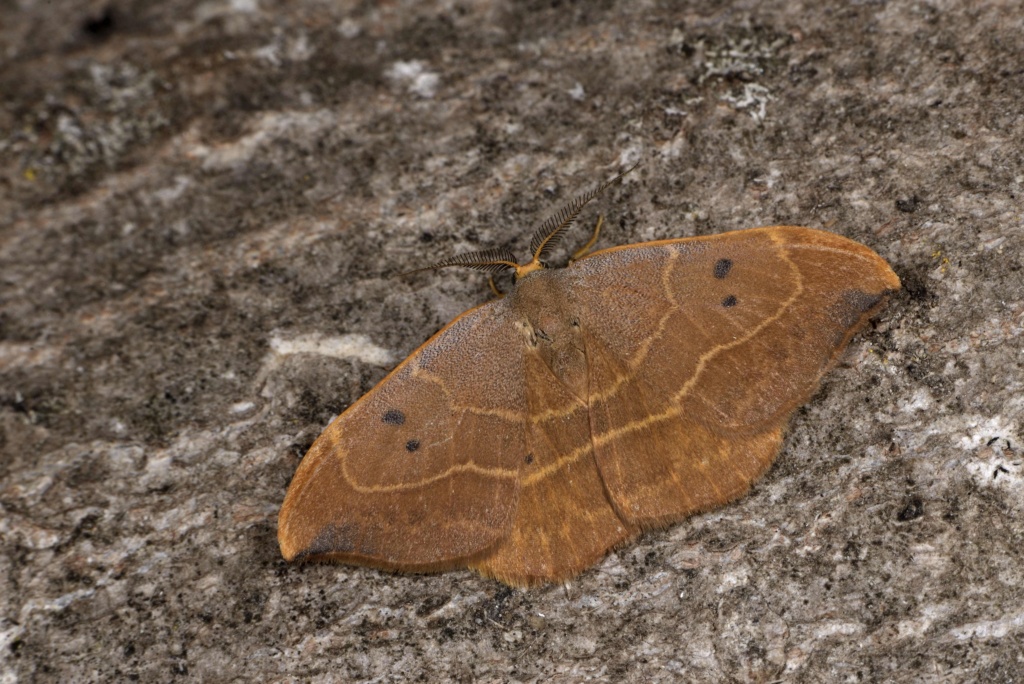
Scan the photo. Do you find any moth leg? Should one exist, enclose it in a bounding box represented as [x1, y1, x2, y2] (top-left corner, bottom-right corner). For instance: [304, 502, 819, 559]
[487, 276, 506, 298]
[570, 215, 604, 264]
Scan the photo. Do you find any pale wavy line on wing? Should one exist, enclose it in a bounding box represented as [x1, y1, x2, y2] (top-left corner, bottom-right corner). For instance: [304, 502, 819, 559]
[339, 445, 520, 494]
[524, 234, 805, 486]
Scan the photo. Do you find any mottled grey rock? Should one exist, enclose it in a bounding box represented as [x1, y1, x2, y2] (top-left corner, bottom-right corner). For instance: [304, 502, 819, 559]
[1, 0, 1022, 681]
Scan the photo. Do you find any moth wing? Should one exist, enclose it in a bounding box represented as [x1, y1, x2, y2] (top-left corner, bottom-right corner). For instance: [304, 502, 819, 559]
[278, 301, 529, 571]
[469, 349, 635, 586]
[570, 226, 900, 526]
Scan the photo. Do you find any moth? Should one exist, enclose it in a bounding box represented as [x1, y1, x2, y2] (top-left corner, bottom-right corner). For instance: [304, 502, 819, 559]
[278, 165, 900, 586]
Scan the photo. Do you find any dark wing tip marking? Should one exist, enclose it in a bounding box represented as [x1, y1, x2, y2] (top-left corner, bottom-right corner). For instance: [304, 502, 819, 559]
[297, 523, 358, 559]
[832, 290, 886, 327]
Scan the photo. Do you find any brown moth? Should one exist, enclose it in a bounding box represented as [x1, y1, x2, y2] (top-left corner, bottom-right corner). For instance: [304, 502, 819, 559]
[278, 166, 900, 587]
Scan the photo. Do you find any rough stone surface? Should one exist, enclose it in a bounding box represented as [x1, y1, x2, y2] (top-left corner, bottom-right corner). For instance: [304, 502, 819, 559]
[2, 0, 1022, 681]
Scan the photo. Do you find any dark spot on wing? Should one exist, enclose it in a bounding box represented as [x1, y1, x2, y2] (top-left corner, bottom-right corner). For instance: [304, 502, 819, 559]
[525, 453, 534, 464]
[382, 409, 405, 425]
[406, 439, 420, 452]
[722, 295, 738, 308]
[714, 258, 733, 279]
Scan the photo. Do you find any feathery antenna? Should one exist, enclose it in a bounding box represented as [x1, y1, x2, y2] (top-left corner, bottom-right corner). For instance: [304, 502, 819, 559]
[524, 161, 639, 272]
[404, 161, 639, 282]
[401, 247, 520, 276]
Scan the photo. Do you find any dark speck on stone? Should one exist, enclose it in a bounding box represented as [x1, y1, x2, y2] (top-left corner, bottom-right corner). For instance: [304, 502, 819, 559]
[722, 295, 738, 308]
[82, 7, 116, 38]
[897, 497, 924, 522]
[405, 439, 420, 452]
[382, 409, 405, 425]
[895, 196, 919, 213]
[714, 258, 733, 279]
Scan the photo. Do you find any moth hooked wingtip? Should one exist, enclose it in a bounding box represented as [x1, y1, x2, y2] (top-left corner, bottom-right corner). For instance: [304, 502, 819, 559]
[278, 515, 362, 563]
[277, 520, 300, 562]
[277, 498, 312, 562]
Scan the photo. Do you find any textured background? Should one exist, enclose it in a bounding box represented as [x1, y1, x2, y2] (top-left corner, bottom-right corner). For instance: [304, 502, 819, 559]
[2, 0, 1022, 681]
